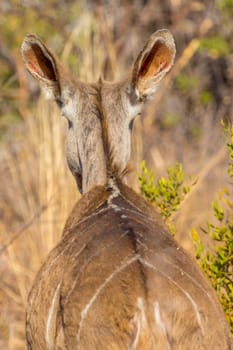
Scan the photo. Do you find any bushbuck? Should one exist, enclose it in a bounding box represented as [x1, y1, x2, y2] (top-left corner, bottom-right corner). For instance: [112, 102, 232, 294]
[21, 29, 233, 349]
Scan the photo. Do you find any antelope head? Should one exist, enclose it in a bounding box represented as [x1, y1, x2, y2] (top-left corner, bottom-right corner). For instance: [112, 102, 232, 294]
[21, 30, 175, 193]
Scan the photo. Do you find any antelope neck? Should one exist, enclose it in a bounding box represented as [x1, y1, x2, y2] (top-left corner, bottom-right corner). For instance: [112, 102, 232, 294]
[93, 80, 112, 176]
[80, 79, 128, 193]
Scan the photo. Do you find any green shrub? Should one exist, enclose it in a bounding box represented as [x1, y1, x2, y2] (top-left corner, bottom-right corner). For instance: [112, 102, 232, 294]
[176, 73, 199, 95]
[199, 36, 230, 57]
[138, 161, 192, 234]
[199, 90, 214, 106]
[217, 0, 233, 16]
[192, 124, 233, 333]
[138, 124, 233, 334]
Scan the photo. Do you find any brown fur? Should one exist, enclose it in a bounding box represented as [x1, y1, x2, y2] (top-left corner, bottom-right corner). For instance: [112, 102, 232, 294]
[26, 182, 232, 349]
[21, 30, 233, 349]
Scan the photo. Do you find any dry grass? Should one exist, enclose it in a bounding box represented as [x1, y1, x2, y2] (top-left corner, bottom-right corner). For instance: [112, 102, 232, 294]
[0, 100, 77, 349]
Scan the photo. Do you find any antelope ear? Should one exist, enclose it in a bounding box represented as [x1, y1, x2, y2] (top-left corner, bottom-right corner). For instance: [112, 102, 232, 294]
[131, 29, 176, 100]
[21, 34, 61, 99]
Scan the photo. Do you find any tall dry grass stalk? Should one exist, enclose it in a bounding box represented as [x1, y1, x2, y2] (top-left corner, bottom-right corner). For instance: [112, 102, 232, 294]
[0, 99, 78, 349]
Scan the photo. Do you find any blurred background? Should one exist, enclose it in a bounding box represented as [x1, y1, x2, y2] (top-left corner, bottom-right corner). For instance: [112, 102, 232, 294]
[0, 0, 233, 348]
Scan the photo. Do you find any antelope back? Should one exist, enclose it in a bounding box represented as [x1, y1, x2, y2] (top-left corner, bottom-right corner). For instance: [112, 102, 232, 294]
[26, 183, 232, 349]
[21, 30, 233, 350]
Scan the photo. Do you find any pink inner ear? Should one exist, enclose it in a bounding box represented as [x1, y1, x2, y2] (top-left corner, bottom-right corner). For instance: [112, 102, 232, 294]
[24, 45, 57, 81]
[28, 60, 44, 77]
[139, 40, 172, 79]
[156, 61, 168, 74]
